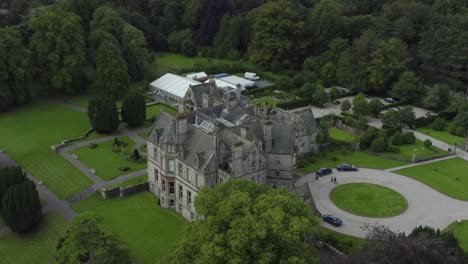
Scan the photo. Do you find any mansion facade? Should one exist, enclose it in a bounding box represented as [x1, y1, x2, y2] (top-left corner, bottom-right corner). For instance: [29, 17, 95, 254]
[146, 80, 318, 220]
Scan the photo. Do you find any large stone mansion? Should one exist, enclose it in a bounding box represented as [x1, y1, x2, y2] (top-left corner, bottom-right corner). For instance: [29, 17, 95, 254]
[146, 79, 318, 220]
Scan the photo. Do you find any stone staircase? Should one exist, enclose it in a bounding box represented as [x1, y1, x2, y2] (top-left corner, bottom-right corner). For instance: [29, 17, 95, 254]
[65, 185, 97, 204]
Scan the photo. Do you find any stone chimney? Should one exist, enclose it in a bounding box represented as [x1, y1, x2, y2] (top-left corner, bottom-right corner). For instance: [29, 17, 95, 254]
[235, 84, 241, 101]
[263, 121, 273, 152]
[176, 114, 188, 135]
[263, 102, 269, 117]
[202, 93, 210, 108]
[240, 125, 249, 139]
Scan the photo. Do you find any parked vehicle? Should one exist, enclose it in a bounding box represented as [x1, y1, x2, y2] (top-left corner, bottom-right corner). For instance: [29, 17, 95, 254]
[391, 107, 401, 111]
[322, 214, 343, 227]
[426, 112, 437, 117]
[336, 164, 358, 171]
[384, 97, 396, 103]
[245, 72, 260, 81]
[316, 168, 333, 177]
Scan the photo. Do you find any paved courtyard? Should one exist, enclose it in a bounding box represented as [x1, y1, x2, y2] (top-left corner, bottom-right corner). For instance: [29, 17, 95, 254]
[301, 164, 468, 238]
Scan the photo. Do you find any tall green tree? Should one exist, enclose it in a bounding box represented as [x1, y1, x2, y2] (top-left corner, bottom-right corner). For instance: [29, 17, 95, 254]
[0, 166, 27, 207]
[1, 179, 41, 233]
[306, 0, 344, 51]
[29, 7, 86, 94]
[56, 212, 132, 264]
[94, 40, 129, 97]
[122, 24, 148, 81]
[352, 93, 368, 116]
[249, 1, 306, 70]
[121, 92, 146, 127]
[163, 180, 319, 264]
[88, 96, 120, 133]
[391, 71, 422, 103]
[0, 27, 32, 112]
[62, 0, 99, 32]
[90, 6, 126, 43]
[423, 84, 450, 110]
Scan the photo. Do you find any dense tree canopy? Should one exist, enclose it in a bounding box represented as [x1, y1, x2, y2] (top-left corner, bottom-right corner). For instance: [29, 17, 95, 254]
[94, 40, 129, 97]
[56, 212, 132, 264]
[87, 96, 120, 133]
[29, 7, 86, 94]
[163, 180, 320, 264]
[0, 27, 32, 112]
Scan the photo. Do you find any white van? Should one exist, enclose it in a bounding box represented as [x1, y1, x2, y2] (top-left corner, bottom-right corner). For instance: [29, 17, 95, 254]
[244, 72, 260, 81]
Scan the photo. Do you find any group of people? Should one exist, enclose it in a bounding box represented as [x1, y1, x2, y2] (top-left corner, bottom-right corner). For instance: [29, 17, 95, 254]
[330, 177, 337, 184]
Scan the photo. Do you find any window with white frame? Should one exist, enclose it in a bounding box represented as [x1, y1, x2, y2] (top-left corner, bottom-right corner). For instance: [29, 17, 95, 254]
[179, 185, 183, 198]
[187, 191, 192, 205]
[168, 159, 175, 173]
[169, 182, 175, 194]
[154, 169, 159, 181]
[162, 179, 166, 192]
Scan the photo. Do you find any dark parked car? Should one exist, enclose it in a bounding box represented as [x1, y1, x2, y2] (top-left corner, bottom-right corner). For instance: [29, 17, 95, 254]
[322, 214, 342, 227]
[384, 97, 396, 103]
[336, 164, 358, 171]
[316, 168, 333, 177]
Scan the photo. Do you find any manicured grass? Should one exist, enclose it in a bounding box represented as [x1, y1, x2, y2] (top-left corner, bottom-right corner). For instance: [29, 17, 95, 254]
[0, 213, 68, 264]
[417, 127, 465, 148]
[300, 150, 408, 173]
[72, 192, 187, 263]
[251, 97, 280, 106]
[396, 158, 468, 200]
[108, 175, 148, 189]
[320, 228, 365, 254]
[150, 52, 284, 81]
[446, 221, 468, 252]
[330, 183, 408, 217]
[70, 137, 146, 181]
[378, 139, 448, 161]
[0, 102, 94, 199]
[146, 104, 178, 119]
[329, 128, 358, 144]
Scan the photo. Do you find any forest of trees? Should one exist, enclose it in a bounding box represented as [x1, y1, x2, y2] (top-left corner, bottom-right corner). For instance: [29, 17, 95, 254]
[1, 0, 468, 128]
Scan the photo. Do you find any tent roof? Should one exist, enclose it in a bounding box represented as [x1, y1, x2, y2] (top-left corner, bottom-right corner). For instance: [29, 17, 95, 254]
[150, 73, 201, 99]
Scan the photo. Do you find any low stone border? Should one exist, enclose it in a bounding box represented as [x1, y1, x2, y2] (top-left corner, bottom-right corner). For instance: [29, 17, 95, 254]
[100, 182, 149, 199]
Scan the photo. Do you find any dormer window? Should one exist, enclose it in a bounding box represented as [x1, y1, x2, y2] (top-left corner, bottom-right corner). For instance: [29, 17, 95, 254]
[167, 144, 176, 153]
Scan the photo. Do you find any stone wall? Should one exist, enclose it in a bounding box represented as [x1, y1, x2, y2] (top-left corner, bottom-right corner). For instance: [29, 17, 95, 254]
[333, 120, 363, 137]
[100, 182, 149, 199]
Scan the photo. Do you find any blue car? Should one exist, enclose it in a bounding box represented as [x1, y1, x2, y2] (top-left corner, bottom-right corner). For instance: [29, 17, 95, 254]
[336, 164, 358, 171]
[322, 214, 342, 227]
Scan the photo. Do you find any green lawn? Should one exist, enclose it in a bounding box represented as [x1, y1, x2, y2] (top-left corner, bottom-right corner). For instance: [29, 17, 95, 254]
[146, 104, 178, 119]
[72, 192, 187, 264]
[0, 213, 68, 264]
[446, 221, 468, 252]
[108, 175, 148, 189]
[300, 150, 408, 173]
[396, 158, 468, 200]
[379, 139, 448, 161]
[320, 228, 365, 254]
[70, 137, 146, 181]
[330, 183, 408, 217]
[417, 127, 465, 148]
[138, 131, 148, 139]
[0, 102, 94, 199]
[149, 52, 284, 81]
[329, 128, 359, 144]
[251, 97, 280, 106]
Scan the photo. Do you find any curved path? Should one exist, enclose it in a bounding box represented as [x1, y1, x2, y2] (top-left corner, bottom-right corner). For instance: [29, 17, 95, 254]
[307, 168, 468, 238]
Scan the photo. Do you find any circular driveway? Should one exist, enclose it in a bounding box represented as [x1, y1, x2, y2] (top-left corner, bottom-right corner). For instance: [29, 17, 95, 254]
[308, 168, 468, 238]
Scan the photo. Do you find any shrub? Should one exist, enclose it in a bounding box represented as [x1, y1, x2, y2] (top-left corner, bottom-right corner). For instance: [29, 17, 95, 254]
[89, 143, 97, 149]
[87, 96, 119, 134]
[340, 99, 351, 113]
[331, 156, 338, 161]
[121, 92, 146, 127]
[424, 139, 432, 148]
[391, 132, 404, 146]
[455, 126, 466, 136]
[431, 118, 447, 131]
[403, 132, 416, 144]
[387, 145, 400, 153]
[371, 137, 388, 153]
